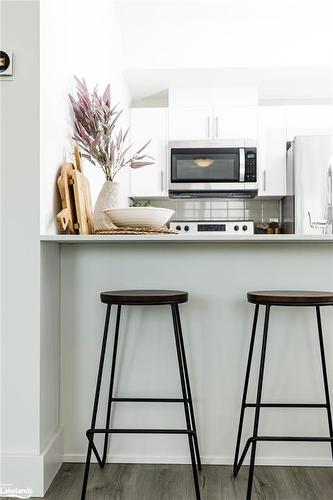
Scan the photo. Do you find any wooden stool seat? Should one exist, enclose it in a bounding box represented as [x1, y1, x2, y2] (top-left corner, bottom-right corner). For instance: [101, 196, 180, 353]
[100, 290, 188, 305]
[248, 290, 333, 306]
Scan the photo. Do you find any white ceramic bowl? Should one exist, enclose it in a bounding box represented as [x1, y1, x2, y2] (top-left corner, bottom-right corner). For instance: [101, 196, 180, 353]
[104, 207, 175, 229]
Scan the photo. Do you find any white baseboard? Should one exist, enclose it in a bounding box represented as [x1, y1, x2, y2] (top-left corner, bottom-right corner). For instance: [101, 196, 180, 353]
[63, 452, 333, 468]
[1, 428, 63, 498]
[42, 427, 63, 494]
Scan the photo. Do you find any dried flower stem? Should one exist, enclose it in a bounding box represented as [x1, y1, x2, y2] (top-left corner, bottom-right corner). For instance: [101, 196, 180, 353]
[70, 77, 154, 181]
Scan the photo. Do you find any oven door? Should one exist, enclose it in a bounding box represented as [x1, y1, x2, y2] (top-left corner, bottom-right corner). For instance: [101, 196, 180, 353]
[169, 145, 245, 193]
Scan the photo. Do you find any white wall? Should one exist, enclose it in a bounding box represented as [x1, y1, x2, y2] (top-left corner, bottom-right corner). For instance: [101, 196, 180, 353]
[115, 0, 333, 70]
[0, 0, 44, 494]
[0, 0, 131, 496]
[40, 0, 130, 235]
[61, 242, 333, 467]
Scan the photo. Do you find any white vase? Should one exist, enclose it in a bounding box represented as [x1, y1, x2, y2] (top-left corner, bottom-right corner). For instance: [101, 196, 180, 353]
[94, 181, 127, 229]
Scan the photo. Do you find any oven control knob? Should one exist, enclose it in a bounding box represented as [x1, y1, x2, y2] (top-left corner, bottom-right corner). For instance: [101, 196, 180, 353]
[184, 225, 190, 232]
[242, 225, 248, 231]
[176, 225, 181, 231]
[234, 225, 239, 231]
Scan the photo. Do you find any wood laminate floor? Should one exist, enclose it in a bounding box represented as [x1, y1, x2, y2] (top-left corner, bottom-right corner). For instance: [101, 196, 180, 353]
[33, 463, 333, 500]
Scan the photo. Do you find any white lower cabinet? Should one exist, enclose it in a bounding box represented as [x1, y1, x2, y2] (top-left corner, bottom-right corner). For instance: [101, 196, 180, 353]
[130, 108, 168, 198]
[257, 107, 287, 198]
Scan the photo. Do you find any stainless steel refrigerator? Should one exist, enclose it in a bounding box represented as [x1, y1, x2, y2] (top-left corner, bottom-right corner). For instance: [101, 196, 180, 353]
[282, 135, 333, 234]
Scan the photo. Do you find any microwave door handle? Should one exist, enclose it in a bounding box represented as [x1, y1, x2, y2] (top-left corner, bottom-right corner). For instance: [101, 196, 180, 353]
[239, 148, 245, 182]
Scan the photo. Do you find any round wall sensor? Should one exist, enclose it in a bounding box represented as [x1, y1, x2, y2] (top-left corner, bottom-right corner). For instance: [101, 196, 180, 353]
[0, 51, 12, 75]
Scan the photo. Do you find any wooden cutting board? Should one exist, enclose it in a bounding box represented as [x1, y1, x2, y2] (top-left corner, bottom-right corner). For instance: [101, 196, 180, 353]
[73, 147, 94, 234]
[56, 163, 77, 233]
[56, 148, 94, 234]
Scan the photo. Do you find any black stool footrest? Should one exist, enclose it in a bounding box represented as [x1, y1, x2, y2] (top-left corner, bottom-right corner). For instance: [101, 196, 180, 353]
[87, 428, 196, 436]
[245, 402, 328, 408]
[234, 435, 333, 478]
[111, 397, 189, 403]
[255, 435, 333, 442]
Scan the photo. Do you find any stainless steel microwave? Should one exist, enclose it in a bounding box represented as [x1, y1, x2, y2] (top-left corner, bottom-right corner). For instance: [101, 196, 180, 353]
[168, 141, 258, 198]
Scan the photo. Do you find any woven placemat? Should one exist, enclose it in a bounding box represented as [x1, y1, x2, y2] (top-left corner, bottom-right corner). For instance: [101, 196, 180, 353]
[95, 226, 179, 235]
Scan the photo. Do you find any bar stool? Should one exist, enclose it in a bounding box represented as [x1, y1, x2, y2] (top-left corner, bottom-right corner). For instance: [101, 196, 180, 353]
[81, 290, 201, 500]
[233, 290, 333, 500]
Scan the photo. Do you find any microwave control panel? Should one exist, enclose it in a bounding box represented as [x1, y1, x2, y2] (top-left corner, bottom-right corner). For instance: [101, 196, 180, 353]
[244, 149, 257, 182]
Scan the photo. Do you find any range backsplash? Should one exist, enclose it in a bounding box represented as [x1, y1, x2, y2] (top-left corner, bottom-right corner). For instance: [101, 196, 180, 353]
[132, 198, 281, 224]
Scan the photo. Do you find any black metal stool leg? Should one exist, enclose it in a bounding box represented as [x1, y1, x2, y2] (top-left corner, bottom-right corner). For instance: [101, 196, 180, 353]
[316, 306, 333, 460]
[171, 304, 201, 500]
[101, 305, 122, 467]
[233, 304, 259, 477]
[246, 305, 270, 500]
[175, 304, 202, 471]
[81, 304, 112, 500]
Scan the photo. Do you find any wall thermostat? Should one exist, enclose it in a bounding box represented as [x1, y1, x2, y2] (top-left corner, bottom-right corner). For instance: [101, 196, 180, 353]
[0, 51, 13, 76]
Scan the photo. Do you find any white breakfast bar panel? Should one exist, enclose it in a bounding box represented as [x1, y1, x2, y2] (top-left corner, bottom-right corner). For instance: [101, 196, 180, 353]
[54, 239, 333, 466]
[41, 234, 333, 243]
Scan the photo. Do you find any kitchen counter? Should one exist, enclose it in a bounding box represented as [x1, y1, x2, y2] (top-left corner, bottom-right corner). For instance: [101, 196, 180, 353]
[46, 236, 333, 468]
[40, 234, 333, 243]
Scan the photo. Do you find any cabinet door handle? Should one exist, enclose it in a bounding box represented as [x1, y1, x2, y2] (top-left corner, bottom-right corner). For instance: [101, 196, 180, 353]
[161, 169, 164, 192]
[206, 116, 211, 138]
[215, 116, 219, 138]
[263, 170, 267, 191]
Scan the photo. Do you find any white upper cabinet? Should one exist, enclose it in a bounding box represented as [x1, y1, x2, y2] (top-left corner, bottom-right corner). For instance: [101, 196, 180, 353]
[286, 105, 333, 140]
[213, 106, 258, 140]
[169, 106, 258, 141]
[168, 106, 213, 140]
[130, 108, 168, 197]
[257, 107, 287, 198]
[130, 102, 333, 200]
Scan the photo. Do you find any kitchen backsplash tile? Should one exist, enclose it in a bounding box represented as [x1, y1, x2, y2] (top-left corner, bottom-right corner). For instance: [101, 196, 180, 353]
[227, 201, 245, 210]
[133, 198, 280, 223]
[211, 209, 229, 220]
[227, 209, 246, 219]
[176, 210, 196, 221]
[193, 208, 211, 220]
[211, 200, 228, 209]
[179, 200, 195, 210]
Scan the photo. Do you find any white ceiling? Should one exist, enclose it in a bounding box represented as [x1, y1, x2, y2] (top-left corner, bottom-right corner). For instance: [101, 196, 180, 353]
[124, 66, 333, 104]
[113, 1, 333, 103]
